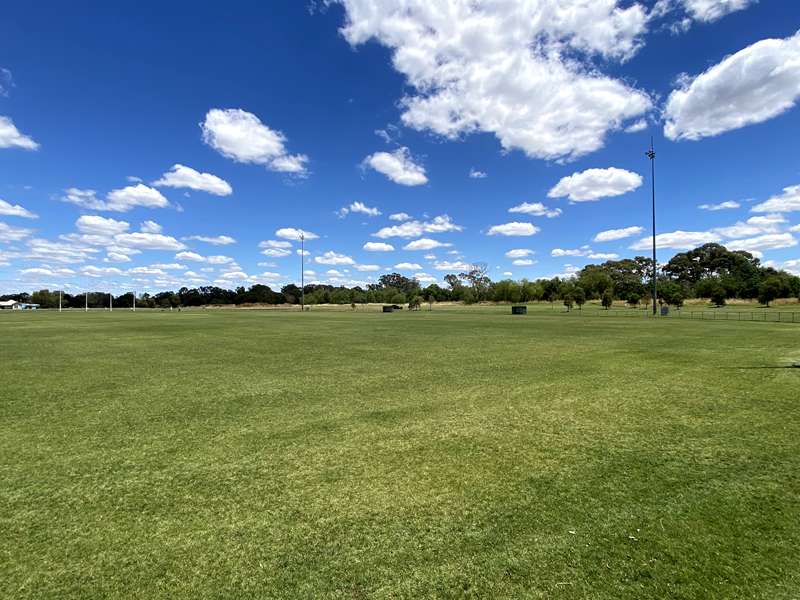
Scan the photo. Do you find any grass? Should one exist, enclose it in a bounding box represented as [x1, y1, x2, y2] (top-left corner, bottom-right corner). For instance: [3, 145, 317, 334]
[2, 309, 799, 599]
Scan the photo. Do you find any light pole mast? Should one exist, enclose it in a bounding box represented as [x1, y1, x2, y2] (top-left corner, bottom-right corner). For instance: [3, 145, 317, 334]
[300, 231, 305, 312]
[132, 290, 136, 312]
[58, 290, 62, 313]
[646, 137, 657, 315]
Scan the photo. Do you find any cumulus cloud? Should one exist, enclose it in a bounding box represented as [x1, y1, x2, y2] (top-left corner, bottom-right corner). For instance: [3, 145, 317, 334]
[751, 185, 800, 213]
[275, 227, 318, 241]
[76, 215, 130, 237]
[713, 214, 785, 238]
[508, 202, 562, 218]
[354, 264, 381, 272]
[114, 232, 186, 251]
[593, 226, 644, 242]
[175, 251, 206, 262]
[0, 221, 33, 243]
[0, 115, 39, 150]
[487, 222, 539, 236]
[185, 235, 236, 245]
[432, 260, 470, 271]
[630, 230, 722, 250]
[363, 241, 394, 252]
[153, 164, 233, 196]
[512, 259, 537, 266]
[505, 249, 534, 258]
[548, 167, 642, 201]
[551, 246, 618, 259]
[698, 200, 741, 211]
[664, 32, 800, 141]
[394, 262, 422, 270]
[139, 220, 162, 234]
[200, 108, 309, 175]
[0, 198, 37, 219]
[25, 239, 99, 264]
[363, 147, 428, 186]
[372, 215, 461, 239]
[335, 1, 651, 162]
[389, 212, 411, 221]
[338, 201, 381, 218]
[62, 185, 170, 212]
[682, 0, 756, 22]
[314, 251, 355, 265]
[469, 168, 487, 179]
[726, 233, 797, 253]
[403, 238, 452, 251]
[625, 119, 648, 133]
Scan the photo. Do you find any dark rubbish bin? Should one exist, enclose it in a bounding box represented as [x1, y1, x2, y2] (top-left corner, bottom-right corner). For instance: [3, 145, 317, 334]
[382, 305, 395, 313]
[511, 305, 527, 315]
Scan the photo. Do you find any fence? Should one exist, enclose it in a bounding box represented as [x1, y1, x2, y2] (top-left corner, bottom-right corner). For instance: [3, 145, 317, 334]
[557, 307, 800, 324]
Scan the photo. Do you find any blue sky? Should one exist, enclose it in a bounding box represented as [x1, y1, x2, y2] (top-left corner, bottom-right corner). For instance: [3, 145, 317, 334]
[1, 0, 799, 294]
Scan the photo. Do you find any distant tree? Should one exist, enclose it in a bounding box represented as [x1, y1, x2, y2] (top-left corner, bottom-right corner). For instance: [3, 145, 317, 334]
[563, 293, 574, 311]
[710, 286, 727, 307]
[459, 263, 491, 301]
[573, 286, 586, 310]
[758, 276, 784, 307]
[389, 292, 406, 305]
[659, 281, 685, 308]
[601, 289, 614, 310]
[408, 296, 422, 311]
[627, 292, 641, 308]
[444, 274, 461, 290]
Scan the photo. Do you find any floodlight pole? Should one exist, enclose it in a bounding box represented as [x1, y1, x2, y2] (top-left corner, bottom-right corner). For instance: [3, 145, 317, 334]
[109, 292, 113, 312]
[132, 290, 136, 312]
[85, 289, 88, 312]
[300, 232, 305, 312]
[646, 138, 657, 316]
[58, 290, 62, 313]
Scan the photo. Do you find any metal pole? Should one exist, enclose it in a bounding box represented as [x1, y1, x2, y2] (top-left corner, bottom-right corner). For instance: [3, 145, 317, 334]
[132, 290, 136, 312]
[110, 292, 113, 312]
[646, 138, 657, 315]
[85, 289, 88, 312]
[300, 232, 305, 312]
[59, 290, 62, 312]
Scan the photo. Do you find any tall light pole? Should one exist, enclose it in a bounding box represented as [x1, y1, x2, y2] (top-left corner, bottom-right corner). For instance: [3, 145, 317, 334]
[300, 231, 305, 312]
[58, 290, 62, 313]
[132, 290, 136, 312]
[109, 292, 113, 312]
[646, 137, 657, 315]
[85, 288, 88, 312]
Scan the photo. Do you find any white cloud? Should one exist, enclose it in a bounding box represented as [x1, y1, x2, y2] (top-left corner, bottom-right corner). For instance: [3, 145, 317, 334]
[128, 266, 168, 276]
[389, 212, 411, 221]
[624, 119, 647, 133]
[259, 247, 290, 258]
[469, 168, 487, 179]
[105, 252, 132, 263]
[791, 224, 800, 233]
[512, 259, 537, 266]
[414, 272, 437, 283]
[505, 248, 534, 258]
[207, 255, 234, 265]
[338, 201, 381, 218]
[354, 263, 381, 272]
[275, 227, 318, 241]
[630, 230, 722, 250]
[508, 202, 562, 218]
[664, 32, 800, 141]
[698, 200, 740, 211]
[363, 147, 428, 186]
[64, 184, 169, 212]
[487, 222, 539, 237]
[19, 267, 76, 277]
[25, 238, 98, 263]
[713, 214, 785, 238]
[335, 1, 650, 162]
[751, 185, 800, 213]
[403, 238, 452, 251]
[107, 184, 170, 212]
[363, 241, 394, 252]
[176, 251, 206, 262]
[726, 233, 797, 253]
[201, 108, 308, 175]
[76, 215, 130, 237]
[0, 199, 37, 219]
[432, 260, 470, 271]
[81, 265, 124, 278]
[185, 235, 236, 245]
[394, 262, 422, 270]
[548, 168, 642, 202]
[314, 251, 355, 265]
[0, 115, 38, 150]
[372, 215, 461, 239]
[139, 220, 162, 234]
[114, 232, 186, 251]
[682, 0, 756, 22]
[0, 221, 33, 243]
[150, 263, 186, 270]
[593, 225, 644, 242]
[153, 164, 233, 196]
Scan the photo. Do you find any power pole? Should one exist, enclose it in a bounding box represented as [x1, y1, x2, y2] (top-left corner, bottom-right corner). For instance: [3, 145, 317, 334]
[300, 231, 305, 312]
[646, 138, 657, 316]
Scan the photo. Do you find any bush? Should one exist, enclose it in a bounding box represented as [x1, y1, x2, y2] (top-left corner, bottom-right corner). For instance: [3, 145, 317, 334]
[601, 289, 614, 310]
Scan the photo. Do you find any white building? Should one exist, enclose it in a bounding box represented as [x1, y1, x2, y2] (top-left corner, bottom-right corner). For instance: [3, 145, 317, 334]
[0, 300, 40, 310]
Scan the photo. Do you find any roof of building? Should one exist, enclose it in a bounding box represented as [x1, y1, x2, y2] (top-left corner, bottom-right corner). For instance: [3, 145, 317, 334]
[0, 299, 19, 306]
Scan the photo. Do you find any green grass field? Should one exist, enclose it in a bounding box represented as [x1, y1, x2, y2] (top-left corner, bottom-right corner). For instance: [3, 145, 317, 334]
[2, 309, 799, 599]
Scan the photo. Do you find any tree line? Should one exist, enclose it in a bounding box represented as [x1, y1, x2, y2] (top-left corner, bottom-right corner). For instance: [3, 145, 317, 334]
[3, 244, 799, 310]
